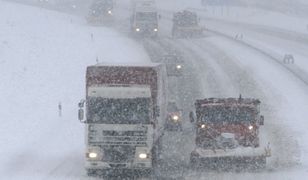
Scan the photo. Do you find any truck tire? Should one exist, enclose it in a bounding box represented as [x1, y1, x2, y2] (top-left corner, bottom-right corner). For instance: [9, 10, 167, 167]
[190, 153, 200, 169]
[86, 169, 96, 177]
[255, 156, 266, 170]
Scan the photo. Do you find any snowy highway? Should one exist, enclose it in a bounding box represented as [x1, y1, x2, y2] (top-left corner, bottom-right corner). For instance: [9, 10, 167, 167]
[1, 0, 308, 179]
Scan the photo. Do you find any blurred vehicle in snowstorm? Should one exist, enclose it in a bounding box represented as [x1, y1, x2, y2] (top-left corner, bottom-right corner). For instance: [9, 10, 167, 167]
[189, 96, 271, 170]
[283, 54, 295, 64]
[87, 0, 114, 24]
[78, 64, 167, 177]
[165, 101, 183, 131]
[161, 54, 184, 77]
[172, 10, 203, 38]
[130, 0, 159, 38]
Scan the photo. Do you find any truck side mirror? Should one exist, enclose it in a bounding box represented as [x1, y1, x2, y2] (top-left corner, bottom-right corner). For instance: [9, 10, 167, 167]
[260, 115, 264, 125]
[78, 108, 84, 122]
[78, 99, 85, 108]
[189, 111, 195, 123]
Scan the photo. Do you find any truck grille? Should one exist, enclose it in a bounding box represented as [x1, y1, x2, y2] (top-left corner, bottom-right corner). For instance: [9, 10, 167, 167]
[98, 130, 148, 146]
[102, 145, 135, 163]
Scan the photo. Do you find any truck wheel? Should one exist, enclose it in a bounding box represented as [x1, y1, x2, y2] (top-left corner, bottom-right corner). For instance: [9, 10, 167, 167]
[190, 154, 200, 169]
[86, 169, 96, 177]
[255, 157, 266, 170]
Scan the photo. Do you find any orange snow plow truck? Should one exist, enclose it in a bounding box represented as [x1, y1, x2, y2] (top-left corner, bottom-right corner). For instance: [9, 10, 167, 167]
[189, 96, 271, 170]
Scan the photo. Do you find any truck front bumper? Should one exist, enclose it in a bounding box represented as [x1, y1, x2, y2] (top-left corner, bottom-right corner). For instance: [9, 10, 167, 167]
[85, 160, 152, 170]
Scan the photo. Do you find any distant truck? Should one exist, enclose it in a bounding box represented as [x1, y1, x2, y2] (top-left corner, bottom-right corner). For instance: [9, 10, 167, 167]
[78, 64, 167, 177]
[189, 96, 271, 170]
[164, 102, 183, 131]
[172, 10, 203, 38]
[161, 54, 184, 77]
[87, 0, 114, 24]
[131, 0, 159, 37]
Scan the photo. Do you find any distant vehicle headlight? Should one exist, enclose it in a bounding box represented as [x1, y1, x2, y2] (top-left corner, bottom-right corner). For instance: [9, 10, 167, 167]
[136, 28, 140, 32]
[154, 28, 158, 32]
[88, 152, 98, 159]
[172, 115, 179, 121]
[201, 124, 206, 129]
[139, 153, 147, 159]
[248, 125, 253, 130]
[176, 64, 182, 69]
[108, 10, 112, 14]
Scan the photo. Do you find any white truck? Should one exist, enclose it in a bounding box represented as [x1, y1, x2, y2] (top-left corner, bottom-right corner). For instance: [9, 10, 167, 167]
[78, 63, 167, 177]
[130, 0, 159, 37]
[87, 0, 114, 24]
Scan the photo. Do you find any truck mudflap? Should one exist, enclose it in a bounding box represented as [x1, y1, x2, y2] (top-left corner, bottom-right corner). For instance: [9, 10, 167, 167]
[190, 144, 271, 170]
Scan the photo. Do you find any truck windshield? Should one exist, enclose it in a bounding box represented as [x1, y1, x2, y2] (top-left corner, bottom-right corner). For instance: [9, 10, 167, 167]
[94, 0, 113, 6]
[91, 0, 113, 11]
[136, 12, 157, 22]
[175, 16, 198, 26]
[200, 106, 254, 123]
[87, 97, 151, 124]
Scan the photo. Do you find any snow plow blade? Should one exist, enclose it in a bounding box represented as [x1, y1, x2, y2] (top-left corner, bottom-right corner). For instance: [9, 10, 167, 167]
[190, 145, 271, 170]
[172, 27, 204, 38]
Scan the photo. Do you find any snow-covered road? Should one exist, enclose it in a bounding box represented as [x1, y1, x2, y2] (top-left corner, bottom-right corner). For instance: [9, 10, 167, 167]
[2, 0, 308, 179]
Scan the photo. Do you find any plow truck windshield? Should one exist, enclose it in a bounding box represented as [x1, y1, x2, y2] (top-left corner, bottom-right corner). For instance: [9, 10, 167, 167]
[200, 106, 255, 123]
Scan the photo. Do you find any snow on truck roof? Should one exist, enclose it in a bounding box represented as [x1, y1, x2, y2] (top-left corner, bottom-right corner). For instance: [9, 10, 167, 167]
[133, 0, 157, 12]
[91, 62, 162, 67]
[88, 85, 151, 98]
[196, 98, 261, 107]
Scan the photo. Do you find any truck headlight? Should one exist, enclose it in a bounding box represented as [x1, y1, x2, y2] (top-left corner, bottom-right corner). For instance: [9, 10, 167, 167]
[136, 28, 140, 32]
[172, 115, 179, 121]
[139, 153, 147, 159]
[87, 146, 101, 160]
[248, 125, 253, 130]
[108, 10, 112, 14]
[154, 28, 158, 32]
[176, 65, 182, 69]
[88, 152, 98, 159]
[201, 124, 206, 129]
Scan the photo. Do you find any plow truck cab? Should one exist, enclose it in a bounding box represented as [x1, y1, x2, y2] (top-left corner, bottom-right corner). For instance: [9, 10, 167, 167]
[172, 10, 203, 38]
[189, 96, 271, 170]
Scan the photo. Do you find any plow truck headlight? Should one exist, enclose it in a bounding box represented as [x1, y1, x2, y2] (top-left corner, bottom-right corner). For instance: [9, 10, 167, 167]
[176, 64, 182, 69]
[108, 10, 112, 14]
[136, 28, 140, 32]
[88, 152, 98, 159]
[248, 125, 253, 130]
[154, 28, 158, 32]
[172, 115, 179, 121]
[139, 153, 147, 159]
